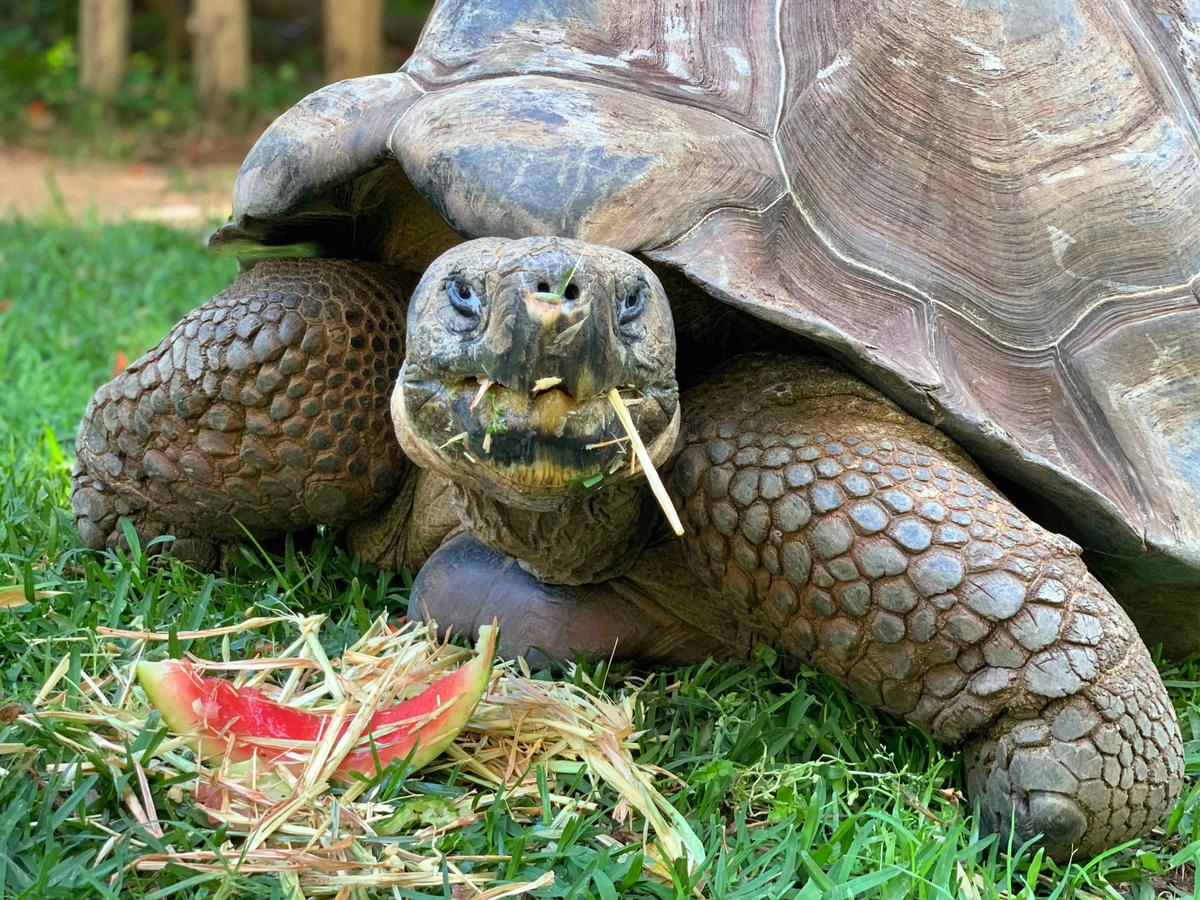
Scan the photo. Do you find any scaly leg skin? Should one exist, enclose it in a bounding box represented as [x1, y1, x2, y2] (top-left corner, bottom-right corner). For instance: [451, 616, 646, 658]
[669, 353, 1183, 860]
[72, 258, 411, 564]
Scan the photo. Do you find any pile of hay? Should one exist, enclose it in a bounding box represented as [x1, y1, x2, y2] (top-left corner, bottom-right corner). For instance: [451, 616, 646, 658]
[16, 613, 702, 895]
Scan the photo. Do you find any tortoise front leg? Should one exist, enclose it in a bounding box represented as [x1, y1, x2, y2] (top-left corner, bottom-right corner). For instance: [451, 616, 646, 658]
[72, 258, 411, 565]
[669, 353, 1183, 859]
[408, 532, 730, 667]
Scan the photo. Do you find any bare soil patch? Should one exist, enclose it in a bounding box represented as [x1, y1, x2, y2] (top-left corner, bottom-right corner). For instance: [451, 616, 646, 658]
[0, 147, 237, 225]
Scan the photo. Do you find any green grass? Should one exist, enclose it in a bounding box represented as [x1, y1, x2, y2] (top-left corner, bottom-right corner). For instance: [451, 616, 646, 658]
[2, 217, 1200, 898]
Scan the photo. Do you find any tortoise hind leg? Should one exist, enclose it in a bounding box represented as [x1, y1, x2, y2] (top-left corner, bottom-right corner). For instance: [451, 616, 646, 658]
[72, 258, 410, 565]
[669, 353, 1183, 859]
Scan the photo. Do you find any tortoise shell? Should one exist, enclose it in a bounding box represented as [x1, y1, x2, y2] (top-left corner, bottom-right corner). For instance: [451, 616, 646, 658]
[214, 0, 1200, 651]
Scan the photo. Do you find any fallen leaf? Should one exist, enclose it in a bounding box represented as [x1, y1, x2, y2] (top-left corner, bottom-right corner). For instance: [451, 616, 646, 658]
[113, 350, 128, 376]
[0, 703, 22, 725]
[938, 787, 965, 808]
[0, 586, 66, 609]
[0, 587, 30, 609]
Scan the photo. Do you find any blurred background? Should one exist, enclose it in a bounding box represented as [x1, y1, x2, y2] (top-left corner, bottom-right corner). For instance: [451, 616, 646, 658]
[0, 0, 435, 597]
[1, 0, 436, 222]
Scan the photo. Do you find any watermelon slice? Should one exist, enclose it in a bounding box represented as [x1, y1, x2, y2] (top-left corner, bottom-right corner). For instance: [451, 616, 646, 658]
[137, 625, 496, 779]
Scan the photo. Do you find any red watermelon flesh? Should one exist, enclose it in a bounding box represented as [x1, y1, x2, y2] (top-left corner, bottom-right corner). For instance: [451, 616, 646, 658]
[137, 625, 496, 779]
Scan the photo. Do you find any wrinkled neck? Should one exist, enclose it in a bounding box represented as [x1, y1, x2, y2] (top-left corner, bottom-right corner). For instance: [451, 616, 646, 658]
[452, 479, 660, 585]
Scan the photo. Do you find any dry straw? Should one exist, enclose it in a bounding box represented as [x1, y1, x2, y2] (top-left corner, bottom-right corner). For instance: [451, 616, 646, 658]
[607, 388, 685, 536]
[14, 613, 703, 895]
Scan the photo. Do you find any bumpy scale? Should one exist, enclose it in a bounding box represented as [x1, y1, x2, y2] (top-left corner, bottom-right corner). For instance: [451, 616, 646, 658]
[670, 354, 1183, 857]
[72, 259, 411, 565]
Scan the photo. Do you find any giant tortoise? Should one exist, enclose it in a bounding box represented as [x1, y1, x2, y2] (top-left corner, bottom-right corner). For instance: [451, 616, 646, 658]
[72, 0, 1200, 859]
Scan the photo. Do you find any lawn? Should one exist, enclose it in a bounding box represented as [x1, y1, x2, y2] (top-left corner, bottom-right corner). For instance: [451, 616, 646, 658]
[1, 217, 1199, 898]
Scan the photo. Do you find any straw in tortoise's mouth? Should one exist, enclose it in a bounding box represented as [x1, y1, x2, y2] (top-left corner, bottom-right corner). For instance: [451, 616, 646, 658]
[395, 370, 680, 492]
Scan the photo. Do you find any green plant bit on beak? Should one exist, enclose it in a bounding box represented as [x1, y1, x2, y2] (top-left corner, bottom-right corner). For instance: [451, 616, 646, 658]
[607, 388, 685, 537]
[529, 253, 586, 303]
[485, 397, 507, 436]
[569, 472, 605, 489]
[552, 253, 584, 298]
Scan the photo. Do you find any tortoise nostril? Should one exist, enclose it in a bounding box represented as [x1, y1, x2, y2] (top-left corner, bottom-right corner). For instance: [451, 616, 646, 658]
[537, 281, 550, 293]
[564, 283, 580, 301]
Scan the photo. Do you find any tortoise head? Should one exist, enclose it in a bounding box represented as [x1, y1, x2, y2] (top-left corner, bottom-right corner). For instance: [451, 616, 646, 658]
[394, 237, 679, 509]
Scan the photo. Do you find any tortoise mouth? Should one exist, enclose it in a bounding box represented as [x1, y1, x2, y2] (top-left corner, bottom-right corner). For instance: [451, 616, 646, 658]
[394, 364, 680, 496]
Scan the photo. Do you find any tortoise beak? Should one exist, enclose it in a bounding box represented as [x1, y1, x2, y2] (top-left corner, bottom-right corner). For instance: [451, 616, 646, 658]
[395, 365, 678, 496]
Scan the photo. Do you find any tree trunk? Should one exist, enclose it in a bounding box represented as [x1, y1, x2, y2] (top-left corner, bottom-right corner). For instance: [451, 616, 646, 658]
[78, 0, 130, 97]
[323, 0, 385, 83]
[191, 0, 251, 118]
[152, 0, 188, 66]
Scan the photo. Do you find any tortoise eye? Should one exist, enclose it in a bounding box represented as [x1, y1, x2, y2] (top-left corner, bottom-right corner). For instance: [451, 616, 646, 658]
[446, 277, 481, 326]
[619, 281, 648, 329]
